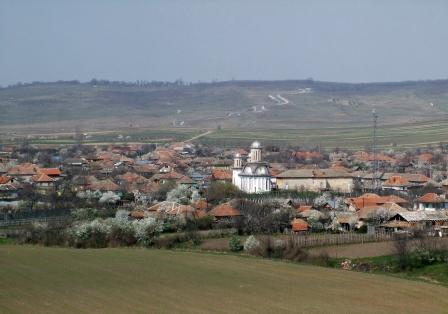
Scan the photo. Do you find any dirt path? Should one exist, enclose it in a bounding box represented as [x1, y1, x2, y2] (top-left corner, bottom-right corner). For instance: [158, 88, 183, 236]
[309, 238, 448, 259]
[308, 241, 396, 259]
[183, 130, 213, 143]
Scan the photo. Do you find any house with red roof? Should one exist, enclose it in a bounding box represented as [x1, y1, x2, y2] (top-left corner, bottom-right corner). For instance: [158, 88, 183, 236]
[31, 173, 55, 193]
[416, 193, 448, 211]
[38, 168, 62, 178]
[0, 175, 18, 202]
[7, 163, 40, 180]
[211, 169, 232, 183]
[382, 175, 411, 192]
[345, 193, 409, 211]
[291, 218, 308, 232]
[209, 203, 241, 221]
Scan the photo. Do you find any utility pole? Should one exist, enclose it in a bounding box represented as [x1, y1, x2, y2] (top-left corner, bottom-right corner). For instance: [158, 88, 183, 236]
[372, 109, 379, 192]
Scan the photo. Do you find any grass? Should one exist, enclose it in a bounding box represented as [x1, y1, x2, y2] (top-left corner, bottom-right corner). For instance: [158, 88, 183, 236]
[329, 254, 448, 287]
[198, 119, 448, 150]
[1, 245, 448, 313]
[5, 119, 448, 150]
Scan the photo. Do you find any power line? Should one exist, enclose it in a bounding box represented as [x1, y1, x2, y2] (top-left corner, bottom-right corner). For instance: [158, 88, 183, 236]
[372, 109, 379, 192]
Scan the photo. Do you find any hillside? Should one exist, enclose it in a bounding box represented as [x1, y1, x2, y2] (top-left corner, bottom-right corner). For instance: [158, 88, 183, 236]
[2, 79, 448, 132]
[0, 246, 447, 313]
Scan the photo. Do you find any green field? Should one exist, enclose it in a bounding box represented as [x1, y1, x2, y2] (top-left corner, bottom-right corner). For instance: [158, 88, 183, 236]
[199, 119, 448, 149]
[0, 245, 447, 313]
[4, 119, 448, 150]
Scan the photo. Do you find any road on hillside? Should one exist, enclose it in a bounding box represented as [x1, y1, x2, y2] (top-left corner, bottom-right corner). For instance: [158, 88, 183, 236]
[183, 130, 214, 143]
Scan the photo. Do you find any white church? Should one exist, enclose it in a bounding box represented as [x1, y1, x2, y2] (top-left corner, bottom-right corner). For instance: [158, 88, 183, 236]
[232, 141, 272, 193]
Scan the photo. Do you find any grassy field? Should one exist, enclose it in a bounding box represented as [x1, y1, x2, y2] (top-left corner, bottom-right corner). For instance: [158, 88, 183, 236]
[198, 119, 448, 149]
[1, 245, 448, 313]
[4, 118, 448, 150]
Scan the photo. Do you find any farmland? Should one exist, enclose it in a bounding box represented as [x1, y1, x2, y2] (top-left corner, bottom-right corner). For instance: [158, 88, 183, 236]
[3, 80, 448, 130]
[4, 119, 448, 150]
[3, 79, 448, 149]
[1, 245, 448, 313]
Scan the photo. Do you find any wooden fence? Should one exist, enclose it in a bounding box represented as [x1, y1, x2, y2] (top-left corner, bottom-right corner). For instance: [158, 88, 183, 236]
[288, 232, 393, 248]
[0, 216, 71, 228]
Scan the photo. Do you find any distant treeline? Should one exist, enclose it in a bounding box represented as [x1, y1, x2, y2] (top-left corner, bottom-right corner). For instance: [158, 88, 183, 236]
[3, 77, 448, 92]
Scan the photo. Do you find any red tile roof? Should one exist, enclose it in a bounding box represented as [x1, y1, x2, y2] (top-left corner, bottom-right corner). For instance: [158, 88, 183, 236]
[291, 218, 308, 232]
[8, 163, 39, 176]
[209, 203, 241, 217]
[193, 209, 208, 219]
[211, 169, 232, 181]
[32, 173, 54, 183]
[346, 193, 408, 210]
[130, 210, 145, 219]
[119, 172, 147, 184]
[192, 199, 208, 211]
[418, 193, 446, 203]
[88, 179, 120, 191]
[418, 153, 433, 162]
[0, 175, 12, 184]
[383, 175, 410, 187]
[38, 168, 61, 176]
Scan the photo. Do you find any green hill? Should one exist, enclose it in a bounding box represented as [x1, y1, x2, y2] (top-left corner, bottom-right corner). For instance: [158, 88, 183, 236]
[2, 79, 448, 129]
[3, 79, 448, 148]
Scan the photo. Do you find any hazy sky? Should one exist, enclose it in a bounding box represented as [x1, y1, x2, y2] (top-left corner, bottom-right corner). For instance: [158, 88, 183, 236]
[1, 0, 447, 85]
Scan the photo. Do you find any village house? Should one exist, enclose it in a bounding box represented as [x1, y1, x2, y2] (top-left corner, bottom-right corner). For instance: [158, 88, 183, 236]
[361, 172, 429, 191]
[0, 175, 19, 205]
[31, 173, 55, 194]
[383, 211, 448, 233]
[38, 168, 62, 179]
[7, 163, 40, 181]
[415, 193, 448, 211]
[291, 218, 308, 233]
[382, 175, 412, 192]
[345, 193, 409, 211]
[210, 168, 232, 183]
[209, 203, 241, 222]
[276, 169, 354, 193]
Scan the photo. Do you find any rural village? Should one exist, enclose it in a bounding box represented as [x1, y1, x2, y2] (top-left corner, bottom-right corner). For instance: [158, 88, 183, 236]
[2, 138, 448, 240]
[3, 2, 448, 311]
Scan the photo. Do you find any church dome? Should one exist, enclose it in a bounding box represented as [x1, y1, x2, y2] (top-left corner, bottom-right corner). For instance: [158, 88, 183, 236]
[251, 141, 261, 149]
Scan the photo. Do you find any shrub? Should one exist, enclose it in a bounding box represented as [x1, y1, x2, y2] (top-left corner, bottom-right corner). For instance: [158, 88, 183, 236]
[133, 217, 164, 246]
[18, 222, 67, 246]
[195, 215, 214, 230]
[243, 235, 260, 253]
[185, 230, 202, 246]
[282, 235, 309, 262]
[153, 231, 201, 249]
[162, 216, 186, 233]
[71, 208, 99, 221]
[393, 233, 411, 270]
[106, 218, 137, 246]
[69, 219, 110, 248]
[256, 236, 284, 258]
[229, 235, 243, 252]
[115, 210, 130, 220]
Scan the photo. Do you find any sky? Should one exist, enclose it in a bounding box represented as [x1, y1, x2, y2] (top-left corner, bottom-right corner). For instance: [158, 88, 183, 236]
[1, 0, 448, 86]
